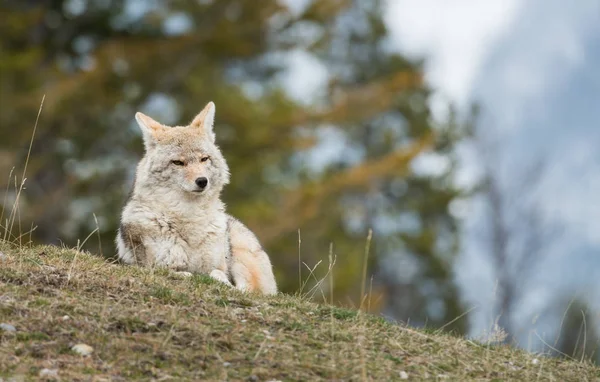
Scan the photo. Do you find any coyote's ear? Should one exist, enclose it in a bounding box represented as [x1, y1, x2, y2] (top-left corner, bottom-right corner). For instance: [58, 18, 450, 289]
[135, 112, 164, 145]
[190, 101, 216, 141]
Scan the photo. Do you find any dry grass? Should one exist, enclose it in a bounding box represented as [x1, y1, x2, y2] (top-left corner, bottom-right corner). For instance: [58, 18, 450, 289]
[0, 241, 598, 381]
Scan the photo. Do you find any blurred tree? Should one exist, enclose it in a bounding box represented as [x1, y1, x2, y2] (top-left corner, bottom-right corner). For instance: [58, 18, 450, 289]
[0, 0, 303, 250]
[1, 0, 471, 330]
[472, 126, 559, 344]
[471, 124, 599, 364]
[254, 0, 472, 330]
[556, 299, 600, 364]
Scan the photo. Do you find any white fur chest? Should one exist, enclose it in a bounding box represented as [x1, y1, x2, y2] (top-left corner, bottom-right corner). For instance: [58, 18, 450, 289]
[169, 207, 229, 273]
[122, 193, 229, 273]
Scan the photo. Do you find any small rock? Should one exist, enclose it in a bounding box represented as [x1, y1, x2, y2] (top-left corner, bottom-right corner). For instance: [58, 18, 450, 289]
[248, 375, 259, 382]
[531, 358, 540, 365]
[0, 323, 16, 332]
[223, 362, 231, 367]
[399, 370, 409, 379]
[39, 368, 59, 379]
[0, 296, 15, 305]
[71, 343, 93, 356]
[61, 315, 70, 321]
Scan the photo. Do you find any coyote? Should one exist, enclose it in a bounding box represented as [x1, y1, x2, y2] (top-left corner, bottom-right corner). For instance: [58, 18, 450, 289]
[116, 102, 277, 295]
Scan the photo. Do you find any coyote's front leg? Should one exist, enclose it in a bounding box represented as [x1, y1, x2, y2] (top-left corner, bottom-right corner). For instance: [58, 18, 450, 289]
[145, 239, 189, 271]
[118, 223, 189, 271]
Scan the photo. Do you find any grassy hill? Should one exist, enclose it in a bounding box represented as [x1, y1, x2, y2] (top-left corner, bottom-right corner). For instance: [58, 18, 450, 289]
[0, 241, 598, 381]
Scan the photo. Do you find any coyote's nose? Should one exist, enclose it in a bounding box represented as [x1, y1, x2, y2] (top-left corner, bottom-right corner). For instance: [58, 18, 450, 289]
[195, 177, 208, 190]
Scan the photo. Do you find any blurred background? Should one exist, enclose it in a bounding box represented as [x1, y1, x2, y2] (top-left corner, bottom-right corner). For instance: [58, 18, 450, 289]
[1, 0, 598, 363]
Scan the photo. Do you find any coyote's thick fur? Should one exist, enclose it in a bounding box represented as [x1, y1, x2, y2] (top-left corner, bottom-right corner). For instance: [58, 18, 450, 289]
[116, 102, 277, 295]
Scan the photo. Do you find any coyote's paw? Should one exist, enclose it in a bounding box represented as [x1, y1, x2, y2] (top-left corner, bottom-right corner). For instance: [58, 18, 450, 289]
[174, 271, 193, 278]
[209, 270, 233, 286]
[234, 282, 249, 293]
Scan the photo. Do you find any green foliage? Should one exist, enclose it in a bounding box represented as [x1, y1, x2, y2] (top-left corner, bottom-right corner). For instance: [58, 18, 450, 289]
[0, 0, 470, 331]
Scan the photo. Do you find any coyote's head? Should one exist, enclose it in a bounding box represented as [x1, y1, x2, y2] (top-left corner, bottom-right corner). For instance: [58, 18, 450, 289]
[133, 102, 230, 199]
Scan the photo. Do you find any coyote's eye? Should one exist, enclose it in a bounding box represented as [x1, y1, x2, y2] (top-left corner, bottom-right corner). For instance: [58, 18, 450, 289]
[171, 160, 185, 166]
[200, 156, 210, 163]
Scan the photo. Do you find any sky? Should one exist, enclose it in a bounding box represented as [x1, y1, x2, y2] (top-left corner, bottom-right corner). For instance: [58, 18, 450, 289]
[282, 0, 600, 345]
[382, 0, 600, 343]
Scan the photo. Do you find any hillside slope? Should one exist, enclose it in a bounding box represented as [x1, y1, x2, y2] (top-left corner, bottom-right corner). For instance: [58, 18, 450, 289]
[0, 242, 598, 381]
